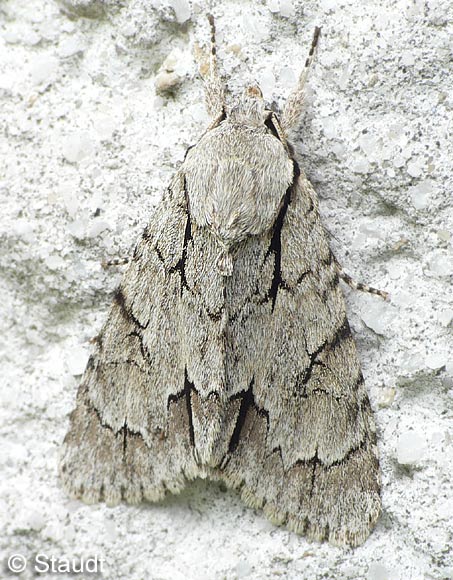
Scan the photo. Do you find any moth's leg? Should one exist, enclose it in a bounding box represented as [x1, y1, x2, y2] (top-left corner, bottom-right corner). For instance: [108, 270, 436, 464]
[101, 257, 129, 269]
[336, 263, 389, 301]
[281, 26, 321, 133]
[197, 14, 226, 121]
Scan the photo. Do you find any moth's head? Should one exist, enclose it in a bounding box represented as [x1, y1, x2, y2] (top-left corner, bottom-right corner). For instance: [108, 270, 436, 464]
[227, 84, 287, 143]
[228, 85, 265, 124]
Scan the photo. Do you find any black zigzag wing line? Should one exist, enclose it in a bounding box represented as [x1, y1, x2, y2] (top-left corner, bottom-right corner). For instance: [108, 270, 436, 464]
[227, 379, 270, 455]
[258, 159, 306, 312]
[265, 186, 291, 312]
[298, 316, 352, 397]
[167, 177, 193, 297]
[113, 286, 149, 330]
[167, 367, 196, 448]
[71, 383, 145, 447]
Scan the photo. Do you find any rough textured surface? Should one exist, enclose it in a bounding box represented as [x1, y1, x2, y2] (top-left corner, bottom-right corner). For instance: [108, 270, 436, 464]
[1, 0, 452, 579]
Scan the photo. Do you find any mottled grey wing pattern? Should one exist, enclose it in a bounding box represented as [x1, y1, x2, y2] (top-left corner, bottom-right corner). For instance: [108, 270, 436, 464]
[60, 165, 380, 547]
[207, 170, 381, 547]
[59, 16, 381, 548]
[60, 176, 201, 505]
[175, 164, 381, 546]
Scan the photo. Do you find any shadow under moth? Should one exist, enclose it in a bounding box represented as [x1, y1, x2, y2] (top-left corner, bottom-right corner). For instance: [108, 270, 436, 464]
[60, 18, 388, 547]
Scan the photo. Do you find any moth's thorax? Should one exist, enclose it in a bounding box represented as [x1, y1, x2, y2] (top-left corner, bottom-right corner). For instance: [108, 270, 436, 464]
[183, 121, 293, 249]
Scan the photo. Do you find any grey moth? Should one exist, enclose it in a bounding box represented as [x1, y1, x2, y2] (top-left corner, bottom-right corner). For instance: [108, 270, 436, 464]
[60, 19, 384, 547]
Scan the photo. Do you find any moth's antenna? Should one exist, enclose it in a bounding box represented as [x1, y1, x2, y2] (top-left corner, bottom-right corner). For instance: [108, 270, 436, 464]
[281, 26, 321, 133]
[207, 14, 219, 83]
[199, 14, 226, 121]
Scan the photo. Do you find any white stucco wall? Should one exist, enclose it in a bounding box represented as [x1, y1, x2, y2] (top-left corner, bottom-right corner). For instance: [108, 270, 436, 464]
[1, 1, 452, 579]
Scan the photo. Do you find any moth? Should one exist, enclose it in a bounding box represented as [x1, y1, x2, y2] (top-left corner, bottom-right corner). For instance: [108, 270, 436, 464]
[60, 17, 387, 547]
